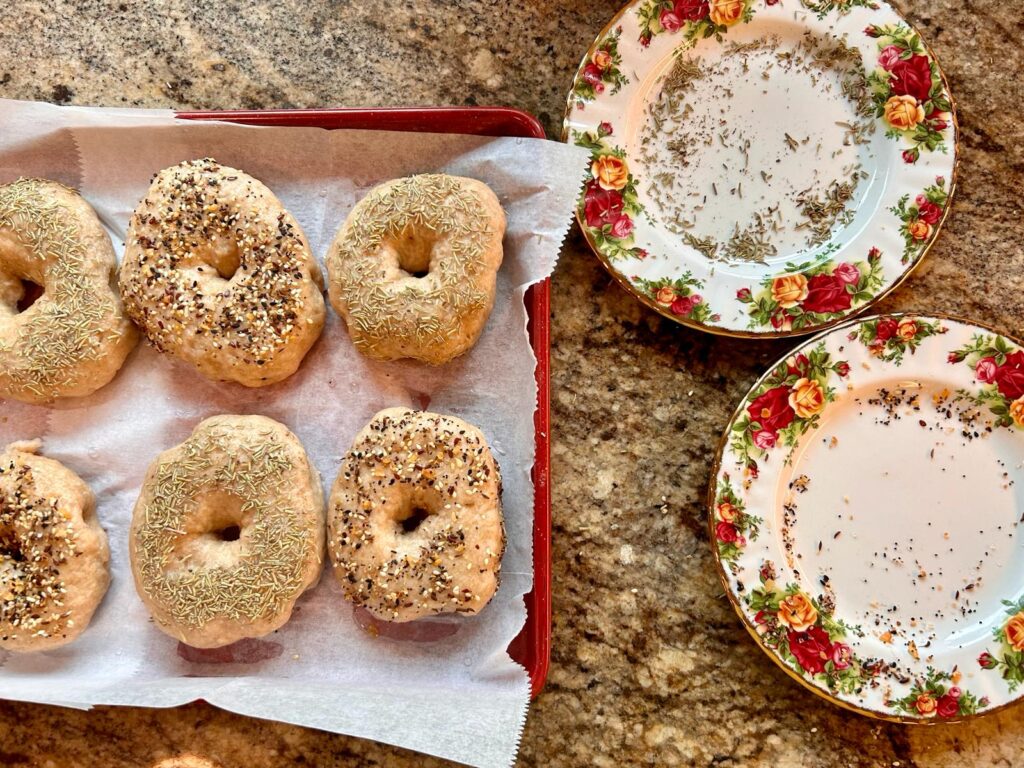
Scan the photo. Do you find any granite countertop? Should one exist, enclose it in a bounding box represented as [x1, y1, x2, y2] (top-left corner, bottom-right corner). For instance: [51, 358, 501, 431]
[1, 1, 1022, 766]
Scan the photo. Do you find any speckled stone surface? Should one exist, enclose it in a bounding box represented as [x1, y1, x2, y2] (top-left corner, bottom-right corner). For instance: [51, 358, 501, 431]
[0, 1, 1022, 766]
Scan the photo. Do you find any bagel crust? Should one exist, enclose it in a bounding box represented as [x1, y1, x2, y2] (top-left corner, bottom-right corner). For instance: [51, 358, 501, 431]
[0, 440, 110, 651]
[0, 179, 137, 404]
[129, 415, 324, 648]
[119, 159, 325, 387]
[328, 408, 504, 622]
[326, 174, 505, 365]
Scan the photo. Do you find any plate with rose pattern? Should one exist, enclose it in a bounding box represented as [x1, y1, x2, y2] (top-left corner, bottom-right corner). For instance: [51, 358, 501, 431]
[710, 314, 1024, 721]
[563, 0, 957, 337]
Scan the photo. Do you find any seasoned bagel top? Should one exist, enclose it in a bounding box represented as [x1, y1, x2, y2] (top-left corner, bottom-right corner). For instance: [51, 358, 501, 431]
[0, 179, 136, 403]
[326, 174, 505, 364]
[119, 159, 325, 387]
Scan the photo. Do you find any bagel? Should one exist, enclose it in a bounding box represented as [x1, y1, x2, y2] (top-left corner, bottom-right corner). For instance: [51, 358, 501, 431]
[0, 179, 137, 403]
[0, 440, 110, 651]
[119, 159, 325, 387]
[129, 415, 324, 647]
[328, 408, 504, 622]
[326, 174, 505, 365]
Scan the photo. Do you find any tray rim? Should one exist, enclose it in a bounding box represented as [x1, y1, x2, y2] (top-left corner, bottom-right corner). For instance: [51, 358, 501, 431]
[176, 105, 552, 698]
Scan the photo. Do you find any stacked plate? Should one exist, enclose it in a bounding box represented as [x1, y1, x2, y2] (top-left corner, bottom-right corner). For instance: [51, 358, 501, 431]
[566, 0, 1023, 722]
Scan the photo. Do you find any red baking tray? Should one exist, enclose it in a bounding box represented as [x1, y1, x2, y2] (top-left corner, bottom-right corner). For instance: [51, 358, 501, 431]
[177, 107, 552, 697]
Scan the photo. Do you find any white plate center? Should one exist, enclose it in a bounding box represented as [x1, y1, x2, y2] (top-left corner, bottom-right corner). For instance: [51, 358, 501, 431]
[633, 26, 877, 266]
[780, 380, 1024, 661]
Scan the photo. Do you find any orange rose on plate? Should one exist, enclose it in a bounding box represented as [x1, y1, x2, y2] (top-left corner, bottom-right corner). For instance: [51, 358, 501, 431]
[908, 219, 932, 241]
[717, 502, 738, 522]
[1010, 397, 1024, 428]
[655, 286, 677, 306]
[1006, 611, 1024, 651]
[771, 274, 809, 309]
[897, 318, 918, 340]
[592, 155, 629, 191]
[915, 693, 937, 716]
[777, 592, 818, 632]
[884, 94, 926, 130]
[710, 0, 745, 26]
[789, 378, 826, 418]
[592, 49, 613, 71]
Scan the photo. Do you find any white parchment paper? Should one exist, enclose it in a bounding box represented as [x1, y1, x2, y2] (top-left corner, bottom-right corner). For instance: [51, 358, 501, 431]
[0, 99, 588, 768]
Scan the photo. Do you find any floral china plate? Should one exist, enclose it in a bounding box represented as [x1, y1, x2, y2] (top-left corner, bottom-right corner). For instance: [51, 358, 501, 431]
[564, 1, 957, 337]
[710, 314, 1024, 721]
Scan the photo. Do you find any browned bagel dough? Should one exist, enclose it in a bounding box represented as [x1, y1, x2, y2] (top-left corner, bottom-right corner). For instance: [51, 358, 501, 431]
[328, 408, 504, 622]
[119, 159, 325, 387]
[0, 179, 137, 404]
[129, 415, 324, 648]
[326, 174, 505, 365]
[0, 440, 110, 651]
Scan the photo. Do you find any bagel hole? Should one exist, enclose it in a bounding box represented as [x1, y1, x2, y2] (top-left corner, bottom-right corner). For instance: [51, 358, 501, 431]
[388, 226, 436, 280]
[214, 524, 242, 542]
[400, 507, 431, 534]
[16, 279, 43, 312]
[169, 491, 252, 571]
[198, 240, 241, 280]
[0, 527, 23, 562]
[195, 492, 248, 543]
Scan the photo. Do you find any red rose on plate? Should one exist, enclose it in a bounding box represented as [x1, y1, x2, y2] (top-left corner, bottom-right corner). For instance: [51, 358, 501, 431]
[770, 312, 793, 332]
[918, 200, 942, 225]
[877, 44, 903, 70]
[801, 274, 853, 314]
[975, 356, 999, 383]
[868, 247, 882, 261]
[786, 356, 809, 376]
[831, 642, 852, 670]
[598, 121, 614, 137]
[875, 318, 899, 341]
[670, 295, 695, 316]
[836, 362, 851, 377]
[932, 118, 948, 131]
[716, 521, 739, 543]
[610, 214, 634, 238]
[787, 353, 809, 377]
[936, 694, 959, 719]
[752, 429, 777, 450]
[736, 287, 752, 302]
[675, 0, 710, 19]
[660, 9, 683, 32]
[978, 651, 997, 669]
[583, 183, 624, 228]
[833, 262, 861, 285]
[994, 350, 1024, 401]
[582, 63, 604, 86]
[787, 626, 833, 675]
[903, 148, 918, 164]
[889, 54, 933, 102]
[747, 385, 796, 432]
